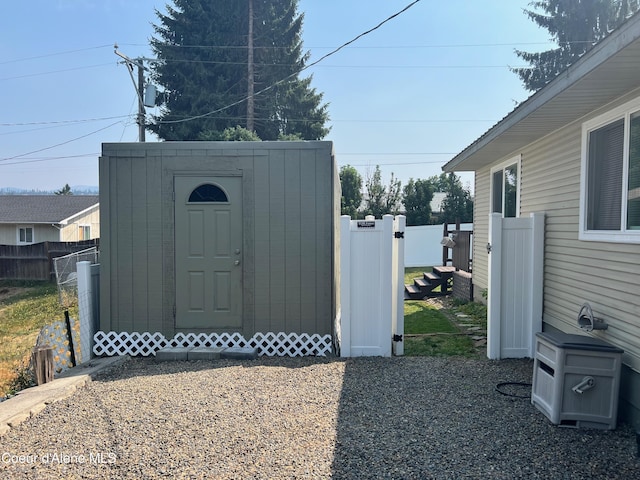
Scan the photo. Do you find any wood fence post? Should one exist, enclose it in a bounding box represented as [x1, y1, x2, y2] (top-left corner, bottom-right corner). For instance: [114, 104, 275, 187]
[31, 346, 54, 385]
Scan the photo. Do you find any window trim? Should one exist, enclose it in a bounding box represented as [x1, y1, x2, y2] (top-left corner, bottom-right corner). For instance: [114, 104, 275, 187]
[78, 224, 91, 241]
[17, 225, 34, 244]
[187, 183, 230, 204]
[490, 155, 521, 218]
[579, 95, 640, 243]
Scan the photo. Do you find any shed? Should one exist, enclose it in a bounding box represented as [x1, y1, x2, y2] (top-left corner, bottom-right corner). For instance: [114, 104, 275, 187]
[98, 141, 339, 352]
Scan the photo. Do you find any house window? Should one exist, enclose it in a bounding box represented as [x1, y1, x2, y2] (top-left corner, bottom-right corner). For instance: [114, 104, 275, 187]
[79, 225, 91, 240]
[18, 225, 34, 244]
[491, 156, 520, 218]
[188, 184, 228, 203]
[580, 97, 640, 242]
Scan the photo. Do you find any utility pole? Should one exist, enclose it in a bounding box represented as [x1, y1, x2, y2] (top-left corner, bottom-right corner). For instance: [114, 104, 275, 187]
[247, 0, 255, 132]
[137, 59, 146, 142]
[114, 44, 148, 142]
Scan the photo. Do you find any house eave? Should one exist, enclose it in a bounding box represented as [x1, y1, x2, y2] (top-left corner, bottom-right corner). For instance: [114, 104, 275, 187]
[59, 203, 99, 225]
[443, 12, 640, 173]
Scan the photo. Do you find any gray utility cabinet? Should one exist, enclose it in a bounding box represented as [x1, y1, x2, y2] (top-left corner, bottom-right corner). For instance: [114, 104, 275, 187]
[99, 141, 340, 338]
[531, 331, 623, 430]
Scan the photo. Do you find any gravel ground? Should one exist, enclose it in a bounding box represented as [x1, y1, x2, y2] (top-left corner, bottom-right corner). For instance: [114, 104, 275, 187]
[0, 355, 638, 479]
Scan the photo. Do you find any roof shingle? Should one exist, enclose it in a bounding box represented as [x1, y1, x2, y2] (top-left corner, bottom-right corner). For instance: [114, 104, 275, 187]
[0, 195, 99, 224]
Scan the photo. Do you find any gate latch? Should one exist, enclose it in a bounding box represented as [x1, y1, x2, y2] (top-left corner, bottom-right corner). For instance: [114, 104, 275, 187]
[486, 242, 492, 254]
[394, 231, 404, 239]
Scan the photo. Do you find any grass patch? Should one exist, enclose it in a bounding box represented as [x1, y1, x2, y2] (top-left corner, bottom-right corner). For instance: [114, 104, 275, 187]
[405, 334, 477, 357]
[451, 298, 488, 331]
[0, 280, 76, 396]
[403, 267, 481, 358]
[404, 266, 428, 286]
[404, 301, 457, 334]
[403, 298, 476, 357]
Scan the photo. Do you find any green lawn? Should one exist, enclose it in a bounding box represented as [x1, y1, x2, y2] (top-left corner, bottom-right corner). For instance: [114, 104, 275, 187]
[403, 266, 481, 357]
[0, 281, 77, 396]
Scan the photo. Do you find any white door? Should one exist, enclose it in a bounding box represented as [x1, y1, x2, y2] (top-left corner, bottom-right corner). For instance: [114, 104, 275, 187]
[487, 212, 544, 359]
[175, 176, 243, 330]
[340, 215, 396, 357]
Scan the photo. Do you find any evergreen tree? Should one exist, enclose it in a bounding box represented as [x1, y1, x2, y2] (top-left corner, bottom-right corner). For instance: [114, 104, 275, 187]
[339, 165, 363, 218]
[513, 0, 639, 91]
[54, 184, 72, 195]
[149, 0, 329, 140]
[402, 178, 434, 226]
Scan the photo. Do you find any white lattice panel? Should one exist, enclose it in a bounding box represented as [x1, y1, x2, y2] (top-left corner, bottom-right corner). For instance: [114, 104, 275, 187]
[94, 331, 332, 357]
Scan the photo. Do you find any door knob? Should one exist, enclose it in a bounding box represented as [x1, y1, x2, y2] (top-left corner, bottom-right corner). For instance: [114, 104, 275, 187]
[234, 260, 240, 266]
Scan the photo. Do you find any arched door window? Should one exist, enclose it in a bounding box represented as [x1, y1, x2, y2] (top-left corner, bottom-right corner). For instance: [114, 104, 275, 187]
[188, 183, 229, 203]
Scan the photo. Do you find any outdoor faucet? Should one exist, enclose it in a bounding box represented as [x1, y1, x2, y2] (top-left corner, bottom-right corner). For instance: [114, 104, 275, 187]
[577, 302, 608, 331]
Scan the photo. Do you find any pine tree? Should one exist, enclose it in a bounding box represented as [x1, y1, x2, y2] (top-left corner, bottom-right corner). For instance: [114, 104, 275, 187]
[54, 184, 73, 195]
[513, 0, 639, 91]
[148, 0, 329, 141]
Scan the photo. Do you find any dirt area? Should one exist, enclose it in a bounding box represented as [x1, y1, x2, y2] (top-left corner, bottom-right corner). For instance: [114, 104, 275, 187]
[0, 286, 30, 303]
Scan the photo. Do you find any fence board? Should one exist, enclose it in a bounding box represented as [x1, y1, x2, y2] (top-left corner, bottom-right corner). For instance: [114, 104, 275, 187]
[0, 240, 99, 281]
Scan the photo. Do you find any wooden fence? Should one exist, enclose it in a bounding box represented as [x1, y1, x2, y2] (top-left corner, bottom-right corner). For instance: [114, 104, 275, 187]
[442, 222, 473, 272]
[0, 240, 99, 281]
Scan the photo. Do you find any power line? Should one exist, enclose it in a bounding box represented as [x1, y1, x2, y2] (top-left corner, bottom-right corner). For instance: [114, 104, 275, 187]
[125, 40, 578, 51]
[344, 160, 449, 166]
[0, 40, 573, 69]
[0, 63, 114, 81]
[0, 115, 132, 127]
[0, 44, 113, 65]
[338, 152, 455, 156]
[0, 153, 100, 167]
[0, 121, 122, 163]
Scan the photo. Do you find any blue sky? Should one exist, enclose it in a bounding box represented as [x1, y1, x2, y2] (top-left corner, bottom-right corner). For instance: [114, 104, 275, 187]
[0, 0, 552, 192]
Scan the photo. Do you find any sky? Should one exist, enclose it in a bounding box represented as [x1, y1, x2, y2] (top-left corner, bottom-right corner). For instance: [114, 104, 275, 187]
[0, 0, 553, 193]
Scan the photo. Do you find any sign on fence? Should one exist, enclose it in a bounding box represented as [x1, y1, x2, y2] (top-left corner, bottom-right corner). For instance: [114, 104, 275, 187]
[338, 215, 405, 357]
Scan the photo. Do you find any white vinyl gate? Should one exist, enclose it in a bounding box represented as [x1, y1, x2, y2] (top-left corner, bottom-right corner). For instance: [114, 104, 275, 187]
[487, 212, 545, 359]
[338, 215, 405, 357]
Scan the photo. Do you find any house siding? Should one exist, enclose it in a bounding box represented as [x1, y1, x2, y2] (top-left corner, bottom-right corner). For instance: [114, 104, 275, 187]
[59, 206, 100, 241]
[471, 167, 490, 298]
[0, 224, 60, 244]
[99, 142, 338, 338]
[474, 94, 640, 374]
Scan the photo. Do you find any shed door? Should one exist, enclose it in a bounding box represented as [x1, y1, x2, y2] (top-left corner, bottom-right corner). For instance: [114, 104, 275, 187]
[175, 176, 242, 329]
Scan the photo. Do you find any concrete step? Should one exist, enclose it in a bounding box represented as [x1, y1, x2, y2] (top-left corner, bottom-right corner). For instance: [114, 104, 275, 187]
[155, 346, 259, 362]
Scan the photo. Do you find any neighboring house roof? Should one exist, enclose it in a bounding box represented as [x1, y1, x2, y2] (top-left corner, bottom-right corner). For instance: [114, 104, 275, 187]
[443, 12, 640, 172]
[0, 195, 99, 224]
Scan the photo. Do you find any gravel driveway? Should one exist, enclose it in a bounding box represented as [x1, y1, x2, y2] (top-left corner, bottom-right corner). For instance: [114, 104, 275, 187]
[1, 356, 638, 479]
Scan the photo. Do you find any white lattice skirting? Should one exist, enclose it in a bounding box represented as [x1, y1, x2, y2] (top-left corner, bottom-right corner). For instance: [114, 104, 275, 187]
[93, 331, 333, 357]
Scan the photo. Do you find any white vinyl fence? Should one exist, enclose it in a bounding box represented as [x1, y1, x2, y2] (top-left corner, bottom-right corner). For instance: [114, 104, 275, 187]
[77, 261, 100, 363]
[338, 215, 405, 357]
[404, 223, 473, 267]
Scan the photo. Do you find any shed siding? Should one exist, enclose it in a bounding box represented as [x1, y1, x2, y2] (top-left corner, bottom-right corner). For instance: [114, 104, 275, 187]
[100, 142, 337, 338]
[475, 100, 640, 371]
